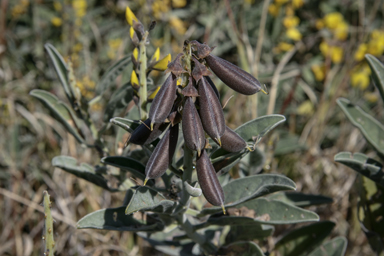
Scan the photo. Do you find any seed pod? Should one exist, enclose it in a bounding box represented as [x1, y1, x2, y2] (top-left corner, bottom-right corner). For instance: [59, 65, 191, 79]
[190, 40, 214, 59]
[198, 77, 226, 144]
[181, 78, 199, 97]
[196, 149, 225, 212]
[149, 74, 177, 130]
[205, 54, 262, 95]
[144, 123, 179, 184]
[182, 97, 205, 156]
[213, 126, 246, 152]
[167, 53, 185, 76]
[204, 76, 220, 100]
[129, 118, 167, 145]
[192, 57, 211, 82]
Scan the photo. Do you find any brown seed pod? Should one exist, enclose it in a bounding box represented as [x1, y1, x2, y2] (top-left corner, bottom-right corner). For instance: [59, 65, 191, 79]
[129, 118, 167, 145]
[144, 123, 179, 184]
[182, 97, 206, 156]
[213, 126, 247, 152]
[196, 149, 225, 211]
[167, 53, 185, 76]
[204, 76, 220, 100]
[191, 57, 212, 82]
[197, 77, 226, 145]
[149, 74, 177, 130]
[205, 54, 262, 95]
[181, 78, 199, 97]
[189, 40, 214, 59]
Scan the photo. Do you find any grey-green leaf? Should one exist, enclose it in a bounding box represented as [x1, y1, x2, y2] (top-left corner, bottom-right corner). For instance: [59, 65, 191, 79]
[217, 241, 264, 256]
[308, 236, 347, 256]
[125, 186, 176, 215]
[199, 174, 296, 216]
[77, 206, 164, 232]
[267, 192, 333, 207]
[103, 83, 134, 122]
[96, 55, 132, 95]
[52, 156, 116, 191]
[225, 224, 274, 242]
[365, 54, 384, 103]
[101, 156, 155, 186]
[30, 90, 85, 143]
[275, 221, 335, 256]
[44, 44, 72, 103]
[334, 152, 384, 186]
[110, 117, 138, 132]
[337, 98, 384, 155]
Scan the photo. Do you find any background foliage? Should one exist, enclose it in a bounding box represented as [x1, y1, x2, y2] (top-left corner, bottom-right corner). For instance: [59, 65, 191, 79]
[1, 0, 384, 255]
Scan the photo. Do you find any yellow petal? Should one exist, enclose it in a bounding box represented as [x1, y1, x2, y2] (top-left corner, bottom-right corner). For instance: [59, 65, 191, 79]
[133, 47, 139, 62]
[153, 53, 171, 71]
[129, 27, 135, 40]
[151, 47, 160, 62]
[131, 70, 139, 87]
[125, 6, 138, 26]
[148, 86, 160, 100]
[286, 27, 302, 41]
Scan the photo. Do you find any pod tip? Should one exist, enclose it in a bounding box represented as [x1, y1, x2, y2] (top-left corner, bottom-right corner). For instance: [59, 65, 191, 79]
[197, 149, 201, 157]
[150, 123, 154, 131]
[246, 145, 254, 152]
[216, 137, 222, 147]
[143, 178, 149, 186]
[261, 84, 269, 95]
[221, 204, 226, 215]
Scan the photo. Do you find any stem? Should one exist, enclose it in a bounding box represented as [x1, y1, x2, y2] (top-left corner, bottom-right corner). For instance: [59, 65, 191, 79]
[43, 191, 55, 256]
[182, 145, 194, 183]
[139, 31, 149, 120]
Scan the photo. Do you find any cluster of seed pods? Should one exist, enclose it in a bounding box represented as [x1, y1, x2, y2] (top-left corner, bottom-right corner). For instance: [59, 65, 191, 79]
[128, 40, 265, 212]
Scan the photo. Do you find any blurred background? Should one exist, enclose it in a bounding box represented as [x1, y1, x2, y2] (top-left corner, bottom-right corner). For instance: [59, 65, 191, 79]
[1, 0, 383, 255]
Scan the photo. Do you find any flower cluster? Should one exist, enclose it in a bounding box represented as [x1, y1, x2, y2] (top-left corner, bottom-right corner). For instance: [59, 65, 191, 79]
[126, 39, 266, 211]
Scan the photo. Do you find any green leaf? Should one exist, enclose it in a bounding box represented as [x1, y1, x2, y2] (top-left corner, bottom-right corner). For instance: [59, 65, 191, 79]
[205, 198, 319, 225]
[44, 44, 72, 103]
[52, 156, 117, 191]
[267, 192, 333, 207]
[365, 54, 384, 103]
[96, 55, 132, 95]
[103, 83, 134, 122]
[337, 98, 384, 155]
[211, 114, 286, 159]
[275, 221, 335, 256]
[334, 152, 384, 186]
[101, 156, 155, 186]
[110, 117, 139, 132]
[217, 241, 264, 256]
[225, 224, 274, 242]
[125, 186, 176, 215]
[199, 174, 296, 216]
[30, 90, 85, 143]
[77, 206, 164, 232]
[308, 236, 347, 256]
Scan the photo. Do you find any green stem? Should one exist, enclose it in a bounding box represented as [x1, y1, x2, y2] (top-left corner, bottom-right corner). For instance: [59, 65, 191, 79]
[43, 191, 55, 256]
[139, 31, 149, 120]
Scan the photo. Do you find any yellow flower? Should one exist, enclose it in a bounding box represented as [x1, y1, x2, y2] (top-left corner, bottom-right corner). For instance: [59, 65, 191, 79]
[283, 16, 300, 28]
[311, 64, 325, 81]
[125, 6, 138, 26]
[320, 41, 329, 56]
[297, 100, 315, 116]
[324, 12, 343, 30]
[72, 0, 87, 18]
[151, 48, 161, 62]
[73, 43, 83, 52]
[351, 72, 370, 90]
[131, 70, 139, 88]
[172, 0, 187, 8]
[330, 46, 343, 64]
[285, 4, 294, 16]
[334, 21, 348, 41]
[169, 17, 186, 34]
[364, 92, 378, 103]
[268, 4, 280, 17]
[51, 17, 62, 27]
[276, 42, 294, 52]
[153, 54, 172, 71]
[354, 44, 367, 61]
[292, 0, 304, 9]
[286, 27, 302, 41]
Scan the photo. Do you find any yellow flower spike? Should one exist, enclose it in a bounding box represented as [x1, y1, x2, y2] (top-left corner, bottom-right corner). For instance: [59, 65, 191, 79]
[172, 0, 187, 8]
[286, 27, 302, 41]
[153, 53, 172, 71]
[131, 70, 139, 88]
[148, 86, 161, 101]
[292, 0, 304, 9]
[125, 6, 138, 26]
[151, 47, 160, 62]
[133, 47, 139, 62]
[330, 46, 343, 64]
[354, 43, 367, 61]
[285, 4, 294, 16]
[283, 16, 300, 28]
